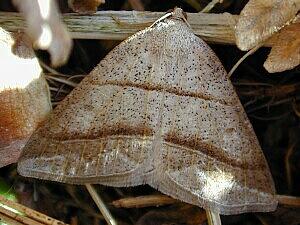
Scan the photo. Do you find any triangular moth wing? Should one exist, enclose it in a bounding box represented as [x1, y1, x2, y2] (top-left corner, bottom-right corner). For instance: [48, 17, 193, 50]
[18, 22, 173, 185]
[18, 9, 278, 214]
[142, 18, 277, 214]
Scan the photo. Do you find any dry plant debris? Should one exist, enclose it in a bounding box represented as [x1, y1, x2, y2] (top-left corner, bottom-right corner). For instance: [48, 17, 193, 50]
[13, 0, 73, 67]
[112, 195, 178, 208]
[235, 0, 300, 73]
[68, 0, 105, 13]
[0, 194, 67, 225]
[264, 15, 300, 73]
[0, 28, 51, 168]
[235, 0, 300, 51]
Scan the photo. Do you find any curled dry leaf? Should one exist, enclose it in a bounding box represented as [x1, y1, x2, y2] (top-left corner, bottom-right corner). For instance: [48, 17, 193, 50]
[68, 0, 105, 13]
[13, 0, 73, 67]
[0, 28, 52, 168]
[235, 0, 300, 51]
[264, 16, 300, 73]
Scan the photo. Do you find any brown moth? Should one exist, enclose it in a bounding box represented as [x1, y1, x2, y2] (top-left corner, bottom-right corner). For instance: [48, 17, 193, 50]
[0, 28, 52, 167]
[18, 8, 278, 215]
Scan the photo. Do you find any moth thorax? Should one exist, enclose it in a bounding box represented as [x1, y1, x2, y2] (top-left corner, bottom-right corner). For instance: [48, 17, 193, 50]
[172, 8, 186, 20]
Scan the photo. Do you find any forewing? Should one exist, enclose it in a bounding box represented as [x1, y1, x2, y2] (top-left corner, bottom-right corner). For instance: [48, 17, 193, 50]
[18, 24, 168, 185]
[145, 23, 277, 214]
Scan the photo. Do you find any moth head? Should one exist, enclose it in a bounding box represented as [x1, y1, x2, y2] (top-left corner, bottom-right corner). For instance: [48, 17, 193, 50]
[171, 7, 187, 21]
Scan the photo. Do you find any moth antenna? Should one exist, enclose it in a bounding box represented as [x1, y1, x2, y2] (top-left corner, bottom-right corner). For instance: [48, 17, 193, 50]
[150, 7, 191, 28]
[150, 12, 173, 28]
[180, 15, 191, 28]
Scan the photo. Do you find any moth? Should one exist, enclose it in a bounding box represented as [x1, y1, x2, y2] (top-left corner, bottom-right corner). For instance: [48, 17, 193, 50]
[18, 8, 278, 215]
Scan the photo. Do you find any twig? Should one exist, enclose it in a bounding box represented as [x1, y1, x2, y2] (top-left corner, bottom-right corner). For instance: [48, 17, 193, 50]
[244, 97, 259, 108]
[244, 96, 300, 114]
[183, 0, 202, 11]
[0, 205, 40, 225]
[45, 75, 78, 87]
[246, 97, 275, 113]
[0, 195, 67, 225]
[201, 0, 223, 13]
[228, 44, 262, 77]
[0, 11, 239, 44]
[268, 96, 300, 106]
[39, 61, 69, 77]
[206, 210, 222, 225]
[85, 184, 117, 225]
[112, 195, 178, 208]
[238, 83, 300, 98]
[67, 75, 86, 80]
[292, 101, 300, 117]
[51, 101, 62, 106]
[250, 111, 292, 121]
[70, 216, 78, 225]
[233, 82, 273, 87]
[49, 87, 70, 94]
[284, 143, 296, 193]
[64, 186, 104, 220]
[0, 212, 24, 225]
[2, 10, 289, 46]
[277, 195, 300, 207]
[256, 215, 270, 225]
[112, 193, 300, 209]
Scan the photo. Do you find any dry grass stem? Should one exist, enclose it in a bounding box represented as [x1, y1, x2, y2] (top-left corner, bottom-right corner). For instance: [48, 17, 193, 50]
[206, 210, 222, 225]
[39, 61, 69, 77]
[277, 195, 300, 207]
[0, 11, 239, 44]
[112, 195, 178, 208]
[201, 0, 223, 13]
[0, 195, 67, 225]
[45, 75, 78, 88]
[292, 102, 300, 117]
[284, 143, 296, 193]
[85, 184, 117, 225]
[183, 0, 202, 11]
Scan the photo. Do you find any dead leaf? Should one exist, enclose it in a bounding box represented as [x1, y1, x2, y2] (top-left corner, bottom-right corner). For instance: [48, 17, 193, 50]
[0, 28, 52, 168]
[13, 0, 73, 67]
[264, 16, 300, 73]
[68, 0, 105, 13]
[235, 0, 300, 51]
